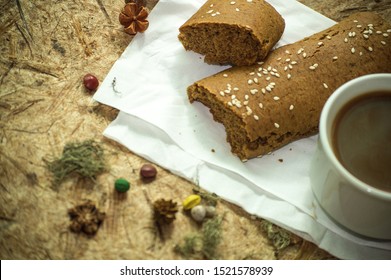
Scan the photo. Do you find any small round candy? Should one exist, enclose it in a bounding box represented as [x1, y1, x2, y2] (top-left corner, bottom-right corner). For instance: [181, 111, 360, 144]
[115, 178, 130, 193]
[140, 164, 157, 179]
[83, 74, 99, 91]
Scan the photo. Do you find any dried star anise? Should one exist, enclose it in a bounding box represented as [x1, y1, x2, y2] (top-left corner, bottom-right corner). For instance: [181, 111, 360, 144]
[68, 200, 105, 236]
[119, 2, 149, 35]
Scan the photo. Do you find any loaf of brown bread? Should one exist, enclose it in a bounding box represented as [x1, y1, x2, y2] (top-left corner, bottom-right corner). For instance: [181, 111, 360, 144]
[178, 0, 285, 66]
[188, 12, 391, 160]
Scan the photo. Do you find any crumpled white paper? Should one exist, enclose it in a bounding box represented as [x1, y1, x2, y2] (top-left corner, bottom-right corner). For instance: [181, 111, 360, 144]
[94, 0, 391, 259]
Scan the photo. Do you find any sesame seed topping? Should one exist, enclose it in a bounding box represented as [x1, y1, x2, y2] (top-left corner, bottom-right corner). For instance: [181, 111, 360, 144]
[277, 57, 282, 61]
[257, 73, 262, 77]
[211, 13, 217, 16]
[357, 25, 362, 28]
[287, 74, 291, 79]
[274, 123, 280, 128]
[266, 86, 272, 92]
[388, 29, 391, 33]
[285, 58, 291, 62]
[284, 66, 288, 71]
[249, 72, 255, 75]
[267, 66, 272, 71]
[224, 89, 231, 94]
[303, 52, 307, 58]
[233, 87, 239, 91]
[250, 89, 258, 95]
[254, 115, 259, 121]
[248, 79, 253, 85]
[323, 83, 328, 89]
[285, 50, 290, 54]
[353, 20, 358, 23]
[228, 101, 232, 106]
[243, 100, 249, 105]
[318, 42, 324, 46]
[246, 106, 252, 115]
[223, 74, 228, 77]
[270, 82, 276, 86]
[364, 30, 370, 34]
[351, 47, 356, 54]
[259, 103, 263, 109]
[359, 51, 363, 56]
[383, 33, 389, 37]
[219, 91, 225, 96]
[266, 76, 271, 81]
[289, 105, 294, 110]
[368, 46, 373, 52]
[253, 77, 259, 83]
[309, 66, 316, 70]
[230, 1, 236, 4]
[363, 34, 369, 39]
[381, 41, 386, 45]
[235, 8, 240, 12]
[297, 48, 304, 54]
[275, 73, 280, 78]
[231, 95, 236, 99]
[261, 88, 266, 94]
[257, 61, 264, 65]
[247, 0, 253, 2]
[288, 64, 293, 70]
[376, 31, 382, 34]
[327, 35, 332, 40]
[333, 56, 338, 60]
[206, 9, 213, 14]
[273, 96, 280, 101]
[290, 61, 298, 65]
[344, 38, 348, 43]
[244, 95, 249, 100]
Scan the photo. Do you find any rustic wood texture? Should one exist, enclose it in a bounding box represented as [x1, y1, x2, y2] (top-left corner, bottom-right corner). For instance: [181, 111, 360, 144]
[0, 0, 389, 260]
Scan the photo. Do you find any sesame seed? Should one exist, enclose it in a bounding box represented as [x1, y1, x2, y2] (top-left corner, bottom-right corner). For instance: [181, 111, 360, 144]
[254, 115, 259, 120]
[259, 103, 263, 109]
[223, 74, 228, 77]
[344, 38, 348, 43]
[290, 61, 298, 65]
[357, 25, 362, 28]
[363, 34, 369, 39]
[272, 68, 278, 72]
[231, 95, 236, 99]
[249, 72, 255, 75]
[267, 66, 272, 71]
[383, 33, 389, 37]
[309, 66, 316, 70]
[248, 79, 253, 85]
[250, 89, 258, 95]
[266, 76, 271, 81]
[243, 100, 249, 105]
[353, 20, 358, 23]
[368, 23, 373, 27]
[376, 31, 382, 34]
[247, 0, 253, 2]
[211, 13, 217, 16]
[266, 86, 272, 92]
[369, 29, 373, 34]
[275, 73, 280, 78]
[235, 8, 240, 12]
[233, 87, 239, 91]
[297, 48, 303, 54]
[284, 66, 288, 71]
[287, 74, 292, 79]
[263, 70, 268, 75]
[313, 63, 318, 67]
[381, 41, 386, 45]
[288, 64, 293, 70]
[253, 77, 259, 83]
[219, 91, 225, 96]
[261, 88, 266, 94]
[230, 1, 236, 4]
[228, 101, 232, 106]
[270, 82, 276, 86]
[245, 95, 249, 100]
[327, 35, 332, 40]
[257, 61, 264, 65]
[388, 29, 391, 33]
[303, 52, 307, 58]
[368, 46, 373, 52]
[270, 71, 276, 76]
[363, 30, 370, 34]
[257, 73, 262, 77]
[285, 58, 291, 62]
[273, 96, 280, 101]
[333, 56, 338, 60]
[351, 47, 355, 54]
[318, 42, 324, 46]
[224, 89, 231, 94]
[323, 83, 328, 89]
[227, 83, 231, 88]
[289, 105, 294, 110]
[359, 52, 363, 56]
[246, 106, 252, 115]
[206, 9, 213, 13]
[210, 4, 214, 7]
[274, 123, 280, 128]
[285, 50, 290, 54]
[277, 57, 282, 61]
[268, 83, 274, 89]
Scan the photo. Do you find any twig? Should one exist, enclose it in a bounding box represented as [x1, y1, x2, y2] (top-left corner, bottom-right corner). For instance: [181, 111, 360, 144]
[95, 0, 112, 23]
[15, 0, 33, 40]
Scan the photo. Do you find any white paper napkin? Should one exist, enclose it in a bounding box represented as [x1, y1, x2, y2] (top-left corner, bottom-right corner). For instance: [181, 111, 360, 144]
[94, 0, 391, 259]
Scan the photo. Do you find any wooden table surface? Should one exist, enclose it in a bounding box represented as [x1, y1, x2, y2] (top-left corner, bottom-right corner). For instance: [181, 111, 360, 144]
[0, 0, 390, 260]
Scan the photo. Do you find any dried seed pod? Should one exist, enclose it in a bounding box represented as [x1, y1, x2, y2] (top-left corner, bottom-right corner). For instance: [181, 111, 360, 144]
[182, 194, 201, 210]
[191, 205, 206, 222]
[153, 199, 178, 225]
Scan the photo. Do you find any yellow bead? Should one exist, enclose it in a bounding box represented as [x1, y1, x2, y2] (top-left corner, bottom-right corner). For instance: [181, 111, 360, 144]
[182, 194, 201, 210]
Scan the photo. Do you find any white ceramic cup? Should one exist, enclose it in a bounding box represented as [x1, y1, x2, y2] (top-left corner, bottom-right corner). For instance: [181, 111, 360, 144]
[310, 73, 391, 240]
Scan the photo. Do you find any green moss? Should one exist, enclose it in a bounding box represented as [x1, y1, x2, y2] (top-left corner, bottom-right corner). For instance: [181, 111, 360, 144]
[47, 140, 106, 185]
[260, 220, 291, 250]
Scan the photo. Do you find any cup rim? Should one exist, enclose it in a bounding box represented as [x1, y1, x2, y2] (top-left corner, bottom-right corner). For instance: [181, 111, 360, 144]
[319, 73, 391, 201]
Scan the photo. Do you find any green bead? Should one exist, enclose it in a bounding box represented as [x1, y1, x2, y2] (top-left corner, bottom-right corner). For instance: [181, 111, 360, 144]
[115, 178, 130, 193]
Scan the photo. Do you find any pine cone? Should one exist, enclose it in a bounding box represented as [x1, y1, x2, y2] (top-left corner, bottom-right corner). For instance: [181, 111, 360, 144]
[153, 198, 178, 225]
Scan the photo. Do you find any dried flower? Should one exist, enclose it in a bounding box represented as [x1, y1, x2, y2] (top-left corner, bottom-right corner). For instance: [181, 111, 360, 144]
[153, 199, 178, 226]
[119, 3, 149, 35]
[68, 200, 105, 236]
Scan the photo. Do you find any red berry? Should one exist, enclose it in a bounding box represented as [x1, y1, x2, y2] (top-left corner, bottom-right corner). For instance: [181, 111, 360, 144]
[83, 74, 99, 91]
[140, 164, 157, 179]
